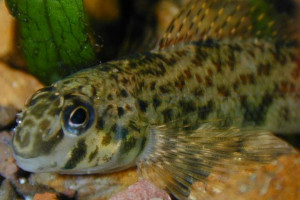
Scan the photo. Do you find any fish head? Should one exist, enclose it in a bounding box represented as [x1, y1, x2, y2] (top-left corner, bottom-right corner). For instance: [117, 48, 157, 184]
[12, 71, 145, 174]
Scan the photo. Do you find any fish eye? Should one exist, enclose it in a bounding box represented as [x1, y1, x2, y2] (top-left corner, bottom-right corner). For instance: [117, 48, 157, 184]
[63, 99, 95, 135]
[69, 106, 89, 128]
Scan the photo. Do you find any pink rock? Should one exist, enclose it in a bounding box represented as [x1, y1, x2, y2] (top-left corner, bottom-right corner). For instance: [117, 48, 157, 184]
[0, 131, 18, 179]
[110, 180, 171, 200]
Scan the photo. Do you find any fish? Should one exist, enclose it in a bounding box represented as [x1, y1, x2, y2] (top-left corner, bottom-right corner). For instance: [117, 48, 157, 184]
[12, 0, 300, 199]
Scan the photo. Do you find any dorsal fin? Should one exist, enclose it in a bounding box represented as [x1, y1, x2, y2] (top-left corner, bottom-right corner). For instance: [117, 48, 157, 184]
[157, 0, 297, 50]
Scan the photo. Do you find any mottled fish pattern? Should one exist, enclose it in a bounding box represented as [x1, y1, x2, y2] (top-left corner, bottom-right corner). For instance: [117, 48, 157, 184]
[12, 0, 300, 199]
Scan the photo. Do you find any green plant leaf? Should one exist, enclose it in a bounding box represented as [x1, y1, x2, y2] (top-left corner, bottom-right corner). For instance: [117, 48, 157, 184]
[6, 0, 97, 84]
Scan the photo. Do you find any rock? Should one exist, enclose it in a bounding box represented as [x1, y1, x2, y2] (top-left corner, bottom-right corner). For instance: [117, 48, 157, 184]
[29, 168, 139, 200]
[0, 106, 17, 129]
[0, 0, 26, 68]
[33, 193, 59, 200]
[84, 0, 120, 22]
[0, 131, 18, 179]
[0, 179, 18, 200]
[190, 152, 300, 200]
[109, 179, 171, 200]
[0, 62, 43, 110]
[0, 0, 15, 59]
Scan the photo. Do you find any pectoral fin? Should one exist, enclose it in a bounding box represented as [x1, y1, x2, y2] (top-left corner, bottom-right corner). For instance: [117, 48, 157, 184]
[137, 123, 295, 199]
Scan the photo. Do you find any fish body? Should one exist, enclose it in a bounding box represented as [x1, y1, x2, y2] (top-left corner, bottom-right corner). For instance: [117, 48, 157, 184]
[12, 0, 300, 199]
[13, 38, 300, 170]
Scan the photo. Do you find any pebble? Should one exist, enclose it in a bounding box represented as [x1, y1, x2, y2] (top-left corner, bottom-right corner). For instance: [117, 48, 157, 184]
[0, 106, 17, 129]
[0, 62, 43, 110]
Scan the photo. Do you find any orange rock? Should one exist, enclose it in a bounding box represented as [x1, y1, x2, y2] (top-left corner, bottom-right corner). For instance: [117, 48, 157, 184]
[0, 0, 26, 68]
[190, 153, 300, 200]
[33, 193, 59, 200]
[0, 0, 15, 59]
[83, 0, 120, 21]
[0, 62, 43, 110]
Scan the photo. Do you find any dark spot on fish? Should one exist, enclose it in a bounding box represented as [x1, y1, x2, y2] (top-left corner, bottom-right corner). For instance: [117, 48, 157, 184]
[178, 23, 183, 32]
[48, 94, 59, 101]
[232, 80, 240, 91]
[214, 62, 222, 73]
[193, 88, 203, 96]
[159, 85, 170, 93]
[14, 131, 30, 149]
[109, 74, 119, 82]
[64, 139, 87, 169]
[195, 74, 202, 84]
[77, 86, 83, 91]
[240, 74, 247, 84]
[162, 108, 173, 122]
[207, 68, 213, 76]
[138, 99, 148, 112]
[23, 119, 34, 127]
[175, 74, 185, 90]
[247, 49, 255, 58]
[150, 82, 156, 91]
[99, 64, 112, 72]
[168, 23, 174, 33]
[121, 77, 129, 85]
[229, 44, 242, 52]
[192, 45, 209, 66]
[31, 103, 49, 118]
[217, 86, 230, 97]
[189, 22, 194, 30]
[281, 106, 290, 121]
[205, 76, 213, 87]
[125, 104, 132, 111]
[198, 100, 214, 120]
[128, 121, 140, 132]
[120, 89, 128, 97]
[153, 96, 161, 109]
[97, 118, 104, 129]
[130, 61, 137, 69]
[157, 63, 166, 74]
[88, 146, 99, 162]
[179, 100, 196, 114]
[258, 63, 271, 76]
[103, 105, 113, 115]
[107, 94, 113, 100]
[47, 106, 61, 117]
[156, 53, 178, 67]
[139, 80, 145, 89]
[247, 74, 256, 84]
[123, 136, 137, 153]
[102, 133, 112, 146]
[117, 107, 125, 117]
[241, 94, 273, 125]
[39, 119, 50, 130]
[227, 51, 236, 71]
[90, 85, 97, 96]
[175, 50, 188, 57]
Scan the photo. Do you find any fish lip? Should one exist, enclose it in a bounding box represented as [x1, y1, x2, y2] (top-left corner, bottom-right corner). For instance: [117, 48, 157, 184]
[13, 153, 56, 173]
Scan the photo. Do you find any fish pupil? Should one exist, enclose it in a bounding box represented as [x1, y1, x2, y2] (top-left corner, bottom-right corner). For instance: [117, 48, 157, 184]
[70, 107, 88, 127]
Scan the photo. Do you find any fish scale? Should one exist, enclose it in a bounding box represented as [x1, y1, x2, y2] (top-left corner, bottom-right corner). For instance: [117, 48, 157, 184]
[12, 0, 300, 199]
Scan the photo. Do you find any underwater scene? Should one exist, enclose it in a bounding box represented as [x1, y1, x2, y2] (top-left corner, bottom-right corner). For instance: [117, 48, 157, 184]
[0, 0, 299, 199]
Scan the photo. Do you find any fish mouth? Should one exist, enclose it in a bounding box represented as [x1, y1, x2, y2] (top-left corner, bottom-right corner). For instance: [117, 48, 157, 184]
[13, 153, 59, 173]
